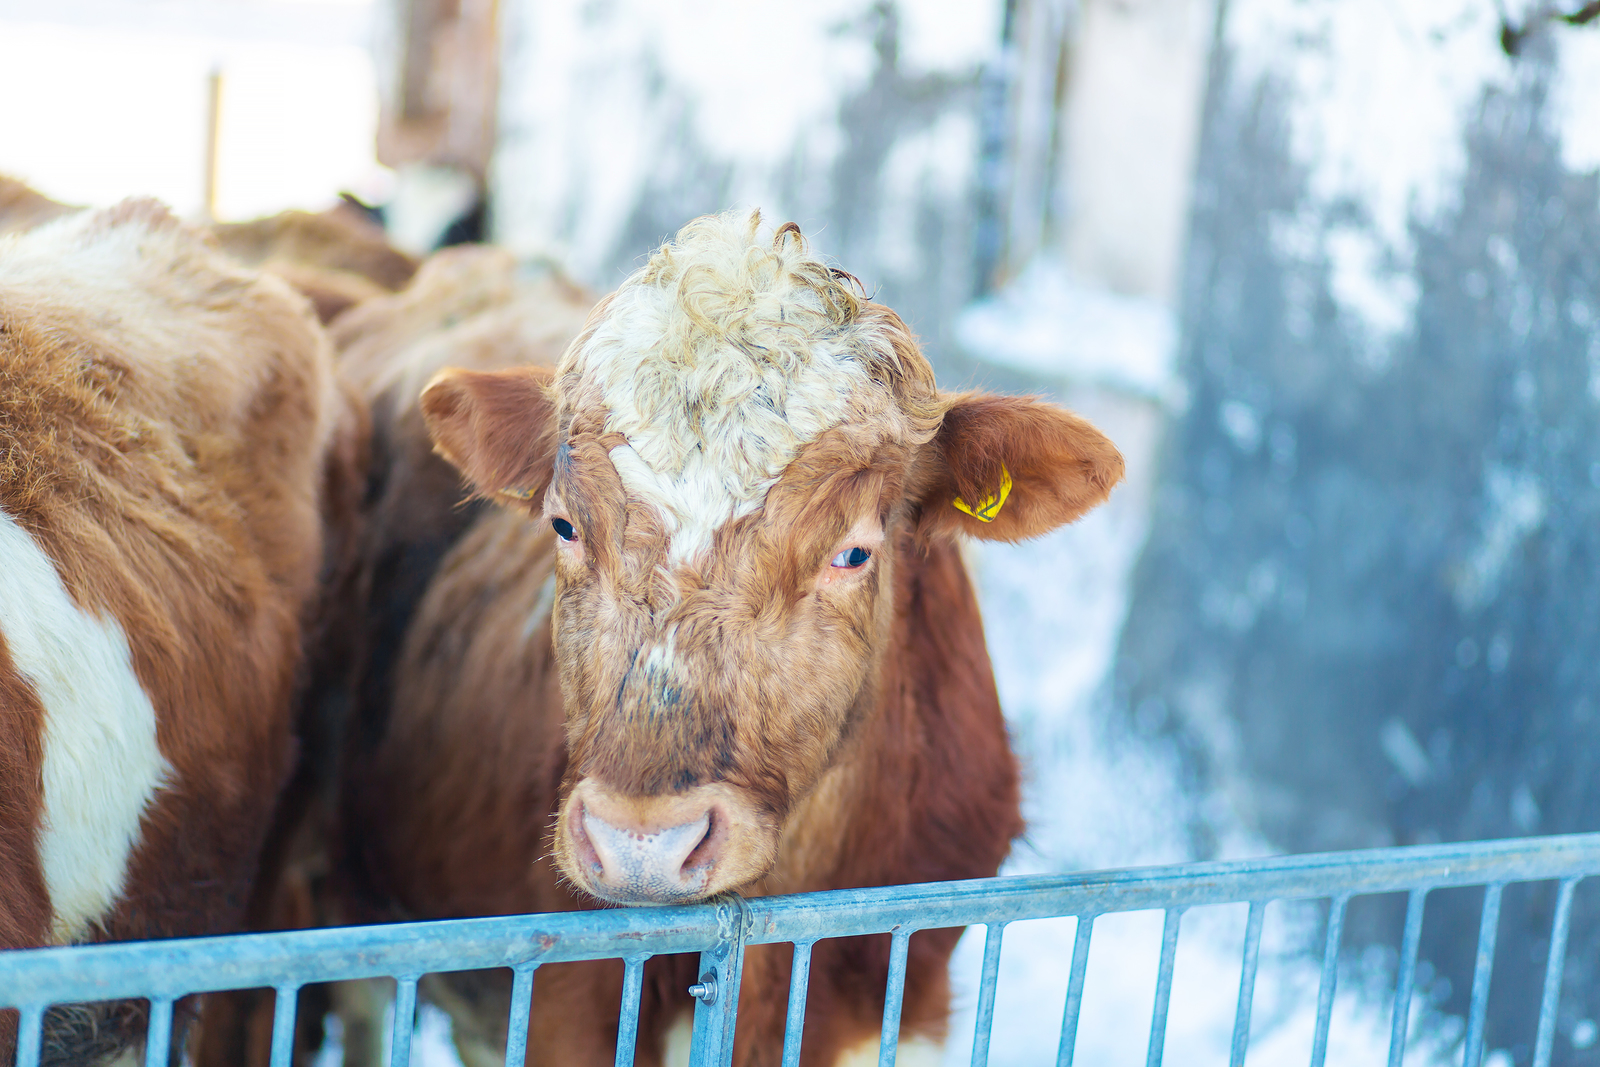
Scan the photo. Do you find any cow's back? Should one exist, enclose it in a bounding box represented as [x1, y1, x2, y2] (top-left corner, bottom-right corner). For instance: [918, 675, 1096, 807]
[0, 200, 343, 1061]
[0, 176, 72, 237]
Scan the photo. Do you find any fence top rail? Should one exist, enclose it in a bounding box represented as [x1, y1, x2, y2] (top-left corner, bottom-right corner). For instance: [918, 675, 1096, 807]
[4, 831, 1598, 1008]
[746, 830, 1600, 943]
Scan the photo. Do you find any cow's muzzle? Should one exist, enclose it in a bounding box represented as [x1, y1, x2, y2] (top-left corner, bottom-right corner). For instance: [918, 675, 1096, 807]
[558, 779, 777, 904]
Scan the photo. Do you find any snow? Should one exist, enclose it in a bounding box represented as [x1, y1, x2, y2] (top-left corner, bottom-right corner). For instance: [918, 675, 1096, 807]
[1226, 0, 1516, 259]
[955, 258, 1181, 405]
[493, 0, 885, 275]
[1450, 465, 1547, 613]
[492, 0, 992, 285]
[1551, 25, 1600, 178]
[1224, 0, 1519, 362]
[874, 111, 979, 277]
[896, 0, 1004, 75]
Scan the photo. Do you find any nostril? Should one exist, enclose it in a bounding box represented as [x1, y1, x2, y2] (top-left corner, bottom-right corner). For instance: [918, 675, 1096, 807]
[580, 803, 715, 899]
[680, 806, 721, 872]
[569, 801, 603, 873]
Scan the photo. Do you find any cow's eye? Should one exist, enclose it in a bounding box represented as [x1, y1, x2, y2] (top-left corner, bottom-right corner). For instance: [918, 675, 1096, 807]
[552, 518, 577, 542]
[830, 546, 871, 569]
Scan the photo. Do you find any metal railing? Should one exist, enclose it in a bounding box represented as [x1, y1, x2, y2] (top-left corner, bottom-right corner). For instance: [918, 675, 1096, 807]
[5, 833, 1600, 1067]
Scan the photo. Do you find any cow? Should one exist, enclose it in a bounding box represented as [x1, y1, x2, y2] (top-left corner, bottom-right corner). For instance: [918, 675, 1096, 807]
[0, 176, 73, 236]
[211, 205, 419, 325]
[329, 210, 1124, 1067]
[0, 174, 415, 326]
[190, 244, 597, 1067]
[0, 199, 358, 1066]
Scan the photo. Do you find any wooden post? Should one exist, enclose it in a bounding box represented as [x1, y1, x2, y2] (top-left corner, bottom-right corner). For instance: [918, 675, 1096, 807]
[203, 67, 223, 221]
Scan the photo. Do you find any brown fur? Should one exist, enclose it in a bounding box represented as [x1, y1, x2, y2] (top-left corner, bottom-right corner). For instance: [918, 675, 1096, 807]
[0, 176, 74, 236]
[0, 635, 48, 952]
[211, 205, 419, 324]
[0, 179, 413, 326]
[261, 263, 390, 326]
[0, 200, 350, 1065]
[211, 205, 418, 291]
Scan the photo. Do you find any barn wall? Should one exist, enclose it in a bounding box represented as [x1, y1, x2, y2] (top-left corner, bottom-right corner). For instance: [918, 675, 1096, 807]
[1116, 0, 1600, 1052]
[489, 0, 1004, 366]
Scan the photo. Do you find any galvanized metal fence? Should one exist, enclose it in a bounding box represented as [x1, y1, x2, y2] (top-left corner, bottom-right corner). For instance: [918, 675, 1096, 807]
[5, 833, 1600, 1067]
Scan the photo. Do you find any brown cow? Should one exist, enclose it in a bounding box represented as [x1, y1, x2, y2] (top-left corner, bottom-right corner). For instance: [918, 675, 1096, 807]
[212, 204, 419, 325]
[0, 200, 356, 1065]
[0, 176, 74, 236]
[332, 211, 1123, 1066]
[0, 175, 416, 326]
[189, 244, 597, 1067]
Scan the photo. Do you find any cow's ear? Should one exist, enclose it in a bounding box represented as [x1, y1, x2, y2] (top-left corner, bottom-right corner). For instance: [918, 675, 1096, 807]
[420, 365, 559, 510]
[914, 392, 1124, 542]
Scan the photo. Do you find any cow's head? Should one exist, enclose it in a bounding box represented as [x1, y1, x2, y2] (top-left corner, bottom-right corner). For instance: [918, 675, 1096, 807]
[421, 212, 1123, 904]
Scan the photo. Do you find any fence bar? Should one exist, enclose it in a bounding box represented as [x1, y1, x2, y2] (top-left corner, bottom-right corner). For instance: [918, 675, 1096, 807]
[390, 976, 418, 1067]
[10, 834, 1600, 1008]
[504, 963, 538, 1067]
[615, 956, 647, 1067]
[1229, 902, 1266, 1067]
[877, 929, 912, 1067]
[15, 1005, 42, 1067]
[688, 899, 748, 1067]
[144, 995, 174, 1067]
[1310, 895, 1348, 1067]
[781, 941, 815, 1067]
[743, 834, 1600, 950]
[1385, 889, 1429, 1067]
[268, 984, 300, 1067]
[1056, 915, 1096, 1067]
[968, 923, 1007, 1067]
[1532, 877, 1580, 1067]
[1145, 909, 1184, 1067]
[1461, 883, 1503, 1067]
[3, 835, 1600, 1067]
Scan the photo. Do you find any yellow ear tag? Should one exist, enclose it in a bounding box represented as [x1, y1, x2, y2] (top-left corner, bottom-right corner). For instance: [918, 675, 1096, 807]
[499, 486, 538, 501]
[952, 465, 1013, 523]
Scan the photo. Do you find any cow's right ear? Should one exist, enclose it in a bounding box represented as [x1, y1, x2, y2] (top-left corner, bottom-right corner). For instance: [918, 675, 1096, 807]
[420, 365, 560, 510]
[912, 392, 1124, 543]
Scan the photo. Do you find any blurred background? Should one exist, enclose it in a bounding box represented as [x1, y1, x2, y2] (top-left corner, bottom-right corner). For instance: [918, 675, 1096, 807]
[5, 0, 1600, 1063]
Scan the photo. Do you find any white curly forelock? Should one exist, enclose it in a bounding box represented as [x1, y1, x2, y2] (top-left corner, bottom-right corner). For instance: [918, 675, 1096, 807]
[565, 211, 897, 563]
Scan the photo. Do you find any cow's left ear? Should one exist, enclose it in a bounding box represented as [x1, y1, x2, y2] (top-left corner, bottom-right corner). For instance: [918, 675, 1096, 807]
[420, 365, 560, 510]
[914, 392, 1125, 542]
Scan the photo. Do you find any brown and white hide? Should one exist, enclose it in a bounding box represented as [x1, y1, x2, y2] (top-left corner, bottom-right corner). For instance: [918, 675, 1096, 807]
[0, 200, 353, 1066]
[331, 212, 1124, 1067]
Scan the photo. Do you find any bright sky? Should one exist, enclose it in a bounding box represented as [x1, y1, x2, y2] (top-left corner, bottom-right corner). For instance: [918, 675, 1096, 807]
[0, 0, 387, 221]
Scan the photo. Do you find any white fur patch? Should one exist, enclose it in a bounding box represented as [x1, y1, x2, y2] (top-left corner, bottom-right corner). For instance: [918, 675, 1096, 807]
[835, 1034, 945, 1067]
[640, 626, 679, 679]
[0, 508, 171, 945]
[662, 1012, 693, 1067]
[565, 212, 895, 563]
